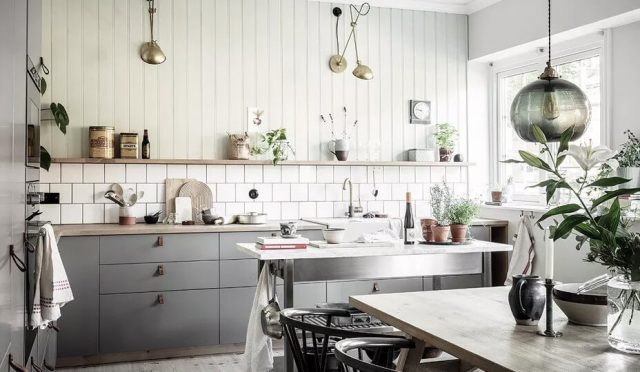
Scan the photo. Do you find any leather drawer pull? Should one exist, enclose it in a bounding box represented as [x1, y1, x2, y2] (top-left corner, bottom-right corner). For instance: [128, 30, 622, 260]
[372, 282, 380, 293]
[31, 358, 43, 372]
[9, 355, 27, 372]
[157, 264, 164, 275]
[157, 236, 164, 246]
[157, 294, 165, 304]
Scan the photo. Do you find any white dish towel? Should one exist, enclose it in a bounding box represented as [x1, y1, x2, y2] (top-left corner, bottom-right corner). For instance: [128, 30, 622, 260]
[242, 265, 273, 372]
[504, 215, 536, 285]
[30, 223, 74, 329]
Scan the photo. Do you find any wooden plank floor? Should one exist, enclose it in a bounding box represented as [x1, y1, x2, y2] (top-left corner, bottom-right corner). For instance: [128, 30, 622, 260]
[58, 351, 285, 372]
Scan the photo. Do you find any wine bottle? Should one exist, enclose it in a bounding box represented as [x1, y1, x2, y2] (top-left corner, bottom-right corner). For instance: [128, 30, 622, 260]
[142, 129, 150, 159]
[404, 192, 415, 245]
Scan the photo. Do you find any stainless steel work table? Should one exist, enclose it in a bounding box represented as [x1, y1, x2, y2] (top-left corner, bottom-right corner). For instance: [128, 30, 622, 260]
[235, 240, 513, 372]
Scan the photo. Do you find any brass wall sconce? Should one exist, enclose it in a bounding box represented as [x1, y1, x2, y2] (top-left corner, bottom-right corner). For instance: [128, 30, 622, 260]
[329, 3, 373, 80]
[140, 0, 166, 65]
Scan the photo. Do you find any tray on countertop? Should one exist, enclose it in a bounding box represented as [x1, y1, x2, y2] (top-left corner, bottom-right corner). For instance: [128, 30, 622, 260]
[418, 240, 473, 246]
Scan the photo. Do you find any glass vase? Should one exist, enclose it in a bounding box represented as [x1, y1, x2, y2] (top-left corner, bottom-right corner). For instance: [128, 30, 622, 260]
[607, 275, 640, 353]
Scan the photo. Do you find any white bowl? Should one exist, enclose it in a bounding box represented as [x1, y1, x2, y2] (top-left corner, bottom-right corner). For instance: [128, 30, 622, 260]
[322, 228, 346, 244]
[553, 283, 608, 327]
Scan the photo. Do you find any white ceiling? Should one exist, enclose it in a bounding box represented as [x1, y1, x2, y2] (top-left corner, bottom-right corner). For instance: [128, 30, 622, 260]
[312, 0, 504, 14]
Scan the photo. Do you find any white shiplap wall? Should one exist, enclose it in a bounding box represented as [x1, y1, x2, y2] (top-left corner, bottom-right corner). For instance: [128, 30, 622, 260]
[41, 0, 468, 161]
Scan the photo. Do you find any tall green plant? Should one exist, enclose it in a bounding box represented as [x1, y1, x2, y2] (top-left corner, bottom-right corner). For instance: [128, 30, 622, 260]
[508, 125, 640, 280]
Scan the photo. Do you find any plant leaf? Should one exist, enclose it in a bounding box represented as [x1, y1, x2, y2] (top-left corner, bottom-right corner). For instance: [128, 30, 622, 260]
[588, 177, 631, 188]
[553, 214, 589, 241]
[527, 179, 557, 189]
[501, 159, 525, 164]
[599, 198, 621, 232]
[519, 150, 543, 169]
[40, 146, 51, 171]
[591, 188, 640, 209]
[40, 78, 47, 95]
[545, 183, 559, 204]
[558, 126, 574, 155]
[537, 204, 582, 224]
[532, 124, 547, 144]
[556, 154, 566, 167]
[574, 222, 601, 240]
[50, 103, 69, 134]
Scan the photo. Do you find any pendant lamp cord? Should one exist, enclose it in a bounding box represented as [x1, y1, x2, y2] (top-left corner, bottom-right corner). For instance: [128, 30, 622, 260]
[547, 0, 551, 66]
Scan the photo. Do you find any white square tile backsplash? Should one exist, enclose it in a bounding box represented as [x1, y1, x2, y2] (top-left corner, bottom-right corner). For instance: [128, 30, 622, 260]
[40, 163, 467, 224]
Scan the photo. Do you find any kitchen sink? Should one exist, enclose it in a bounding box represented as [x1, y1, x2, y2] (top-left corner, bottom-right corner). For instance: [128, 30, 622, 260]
[300, 217, 401, 242]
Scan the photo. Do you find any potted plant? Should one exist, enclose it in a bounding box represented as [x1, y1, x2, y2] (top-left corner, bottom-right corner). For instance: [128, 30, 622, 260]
[612, 130, 640, 189]
[435, 123, 457, 162]
[430, 182, 452, 242]
[448, 198, 480, 242]
[250, 128, 295, 165]
[511, 124, 640, 353]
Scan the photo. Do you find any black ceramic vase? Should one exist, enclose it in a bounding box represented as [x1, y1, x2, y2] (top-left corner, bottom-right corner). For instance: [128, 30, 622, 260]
[508, 275, 545, 325]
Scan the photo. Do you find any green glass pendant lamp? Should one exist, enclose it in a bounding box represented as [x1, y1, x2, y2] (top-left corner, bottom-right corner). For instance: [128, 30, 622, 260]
[510, 0, 591, 142]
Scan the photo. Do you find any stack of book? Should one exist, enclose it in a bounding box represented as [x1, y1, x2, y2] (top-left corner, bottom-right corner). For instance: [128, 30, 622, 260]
[256, 236, 309, 250]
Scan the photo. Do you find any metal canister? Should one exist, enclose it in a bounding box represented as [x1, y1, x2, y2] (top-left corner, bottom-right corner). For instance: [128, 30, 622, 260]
[119, 133, 139, 159]
[89, 126, 115, 159]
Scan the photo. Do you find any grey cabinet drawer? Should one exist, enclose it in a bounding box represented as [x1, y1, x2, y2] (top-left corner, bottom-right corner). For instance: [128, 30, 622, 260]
[327, 277, 423, 303]
[220, 259, 259, 288]
[439, 274, 483, 290]
[100, 261, 220, 294]
[100, 233, 219, 264]
[423, 277, 434, 291]
[219, 230, 324, 259]
[57, 237, 99, 358]
[220, 282, 326, 344]
[100, 289, 220, 353]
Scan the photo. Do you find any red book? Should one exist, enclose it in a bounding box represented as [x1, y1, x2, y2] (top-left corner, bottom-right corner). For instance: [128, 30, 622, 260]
[256, 243, 307, 250]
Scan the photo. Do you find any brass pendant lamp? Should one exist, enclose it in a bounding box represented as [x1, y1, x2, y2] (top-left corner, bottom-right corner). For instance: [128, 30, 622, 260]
[140, 0, 166, 65]
[510, 0, 591, 142]
[328, 3, 373, 80]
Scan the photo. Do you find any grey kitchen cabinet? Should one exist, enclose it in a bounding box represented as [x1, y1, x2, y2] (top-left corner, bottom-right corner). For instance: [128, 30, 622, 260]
[57, 237, 100, 357]
[220, 282, 326, 344]
[326, 277, 423, 303]
[100, 233, 219, 264]
[100, 261, 220, 294]
[439, 274, 484, 290]
[100, 289, 220, 353]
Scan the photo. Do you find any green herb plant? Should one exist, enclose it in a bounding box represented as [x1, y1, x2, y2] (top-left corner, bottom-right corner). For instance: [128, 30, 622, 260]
[250, 128, 295, 165]
[435, 123, 458, 151]
[430, 181, 452, 226]
[448, 198, 480, 225]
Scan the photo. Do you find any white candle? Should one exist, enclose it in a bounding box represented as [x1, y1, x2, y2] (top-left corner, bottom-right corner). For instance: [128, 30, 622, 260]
[544, 228, 554, 279]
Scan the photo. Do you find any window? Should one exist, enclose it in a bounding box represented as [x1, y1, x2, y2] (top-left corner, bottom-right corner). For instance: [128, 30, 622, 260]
[494, 47, 604, 203]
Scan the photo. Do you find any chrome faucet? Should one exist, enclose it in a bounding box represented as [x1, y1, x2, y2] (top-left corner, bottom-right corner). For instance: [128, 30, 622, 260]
[342, 178, 354, 218]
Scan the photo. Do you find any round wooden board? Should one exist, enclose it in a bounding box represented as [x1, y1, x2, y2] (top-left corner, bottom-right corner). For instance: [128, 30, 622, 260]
[178, 180, 213, 223]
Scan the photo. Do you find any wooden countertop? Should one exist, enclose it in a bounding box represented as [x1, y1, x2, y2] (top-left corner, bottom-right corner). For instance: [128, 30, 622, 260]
[53, 221, 323, 239]
[235, 240, 512, 260]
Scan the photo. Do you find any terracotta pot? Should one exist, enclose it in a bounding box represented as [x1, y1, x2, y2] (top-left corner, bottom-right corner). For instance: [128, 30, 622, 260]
[491, 191, 503, 203]
[420, 218, 436, 241]
[450, 224, 468, 243]
[432, 225, 450, 243]
[439, 148, 453, 162]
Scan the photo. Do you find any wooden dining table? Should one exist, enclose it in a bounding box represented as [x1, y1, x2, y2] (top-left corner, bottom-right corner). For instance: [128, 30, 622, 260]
[350, 286, 640, 372]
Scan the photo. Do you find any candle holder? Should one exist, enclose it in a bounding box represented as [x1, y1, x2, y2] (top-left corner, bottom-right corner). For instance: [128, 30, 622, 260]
[537, 278, 562, 337]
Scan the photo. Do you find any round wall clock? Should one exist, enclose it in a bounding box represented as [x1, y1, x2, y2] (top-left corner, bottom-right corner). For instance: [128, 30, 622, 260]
[410, 100, 431, 124]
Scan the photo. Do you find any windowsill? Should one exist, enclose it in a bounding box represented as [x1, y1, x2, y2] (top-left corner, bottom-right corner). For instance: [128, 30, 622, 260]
[480, 202, 550, 214]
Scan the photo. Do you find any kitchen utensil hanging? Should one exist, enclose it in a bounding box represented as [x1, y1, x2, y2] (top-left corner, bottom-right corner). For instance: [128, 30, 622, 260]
[140, 0, 166, 65]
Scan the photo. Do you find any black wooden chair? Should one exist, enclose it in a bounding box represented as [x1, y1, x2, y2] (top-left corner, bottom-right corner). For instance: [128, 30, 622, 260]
[279, 308, 401, 372]
[334, 337, 416, 372]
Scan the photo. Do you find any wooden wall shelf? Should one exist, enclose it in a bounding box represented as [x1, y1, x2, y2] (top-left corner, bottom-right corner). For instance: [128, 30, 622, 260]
[51, 158, 474, 167]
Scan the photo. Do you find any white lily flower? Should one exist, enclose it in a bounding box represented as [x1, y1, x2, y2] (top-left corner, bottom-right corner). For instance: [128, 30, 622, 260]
[560, 143, 616, 171]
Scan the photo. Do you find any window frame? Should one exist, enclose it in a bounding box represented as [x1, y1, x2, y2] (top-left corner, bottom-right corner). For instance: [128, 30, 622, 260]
[488, 35, 609, 203]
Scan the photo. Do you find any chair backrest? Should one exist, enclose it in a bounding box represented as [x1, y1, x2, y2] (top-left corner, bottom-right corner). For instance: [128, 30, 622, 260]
[334, 337, 415, 372]
[279, 308, 398, 372]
